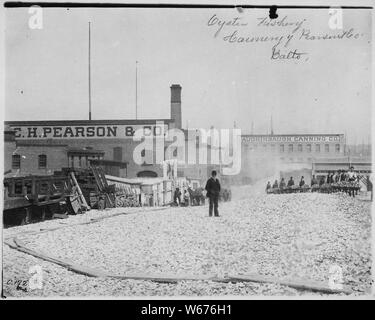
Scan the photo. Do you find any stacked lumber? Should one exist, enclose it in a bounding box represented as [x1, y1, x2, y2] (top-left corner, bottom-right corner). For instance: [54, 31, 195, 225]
[60, 166, 117, 211]
[105, 175, 141, 207]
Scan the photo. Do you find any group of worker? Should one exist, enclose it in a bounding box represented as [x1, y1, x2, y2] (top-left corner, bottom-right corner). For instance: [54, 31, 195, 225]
[173, 186, 205, 207]
[266, 167, 370, 198]
[266, 176, 307, 192]
[311, 167, 359, 186]
[311, 167, 362, 197]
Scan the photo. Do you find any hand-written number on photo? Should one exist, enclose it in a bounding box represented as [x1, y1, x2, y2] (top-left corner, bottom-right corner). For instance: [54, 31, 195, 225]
[28, 6, 43, 29]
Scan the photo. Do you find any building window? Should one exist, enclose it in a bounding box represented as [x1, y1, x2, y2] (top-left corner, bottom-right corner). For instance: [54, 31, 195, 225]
[325, 144, 330, 153]
[173, 148, 178, 157]
[280, 144, 284, 153]
[38, 154, 47, 169]
[315, 144, 320, 153]
[271, 144, 275, 152]
[12, 154, 21, 169]
[335, 144, 340, 153]
[141, 149, 146, 157]
[307, 144, 311, 152]
[113, 147, 123, 161]
[288, 144, 293, 153]
[298, 144, 303, 152]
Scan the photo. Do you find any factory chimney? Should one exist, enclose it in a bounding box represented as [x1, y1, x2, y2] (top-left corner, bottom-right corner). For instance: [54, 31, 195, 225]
[170, 84, 182, 129]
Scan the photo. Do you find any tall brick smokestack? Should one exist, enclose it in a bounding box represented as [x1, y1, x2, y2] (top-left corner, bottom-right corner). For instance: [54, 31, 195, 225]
[170, 84, 182, 129]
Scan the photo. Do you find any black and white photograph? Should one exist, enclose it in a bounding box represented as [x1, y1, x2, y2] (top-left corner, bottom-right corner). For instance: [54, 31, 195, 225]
[1, 0, 373, 302]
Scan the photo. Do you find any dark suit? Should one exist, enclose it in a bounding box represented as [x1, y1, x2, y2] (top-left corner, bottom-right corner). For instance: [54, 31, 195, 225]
[205, 177, 221, 216]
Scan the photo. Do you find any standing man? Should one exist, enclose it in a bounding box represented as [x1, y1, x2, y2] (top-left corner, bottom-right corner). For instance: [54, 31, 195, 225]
[347, 166, 357, 181]
[173, 187, 181, 206]
[205, 170, 221, 217]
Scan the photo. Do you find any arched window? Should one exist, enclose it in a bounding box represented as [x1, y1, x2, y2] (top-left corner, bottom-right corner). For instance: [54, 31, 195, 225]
[307, 144, 312, 152]
[279, 144, 284, 153]
[288, 144, 293, 153]
[335, 144, 340, 153]
[315, 144, 320, 152]
[298, 144, 303, 152]
[12, 154, 21, 169]
[325, 144, 330, 153]
[38, 154, 47, 169]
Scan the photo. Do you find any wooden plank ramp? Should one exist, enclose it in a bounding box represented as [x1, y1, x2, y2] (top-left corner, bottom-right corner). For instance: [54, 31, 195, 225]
[227, 274, 353, 295]
[112, 273, 213, 283]
[6, 237, 108, 278]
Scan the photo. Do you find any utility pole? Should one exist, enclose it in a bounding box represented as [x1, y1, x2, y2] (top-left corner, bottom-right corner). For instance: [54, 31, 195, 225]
[362, 137, 365, 156]
[368, 135, 371, 156]
[135, 61, 138, 119]
[88, 22, 92, 121]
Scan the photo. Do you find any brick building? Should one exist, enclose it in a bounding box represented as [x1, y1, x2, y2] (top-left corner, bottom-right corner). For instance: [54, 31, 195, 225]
[5, 85, 182, 179]
[4, 84, 217, 184]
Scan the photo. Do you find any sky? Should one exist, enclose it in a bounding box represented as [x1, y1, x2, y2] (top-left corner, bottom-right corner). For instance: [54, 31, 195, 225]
[5, 6, 372, 144]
